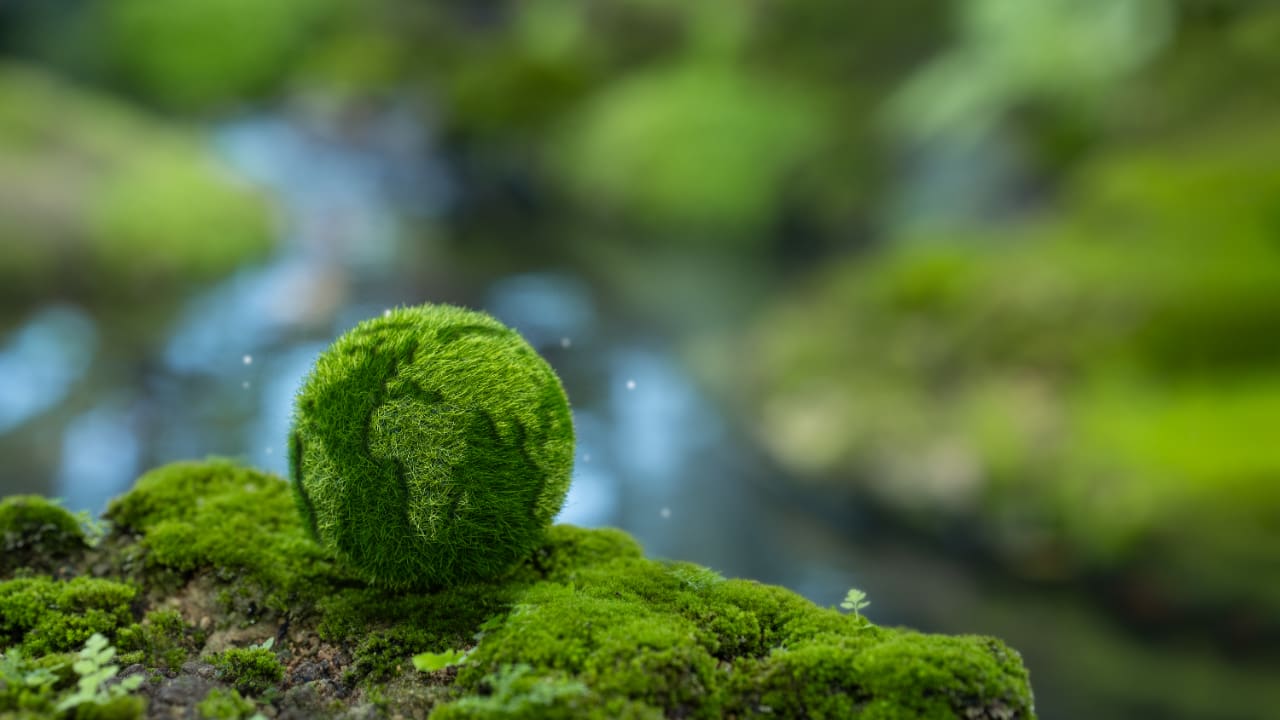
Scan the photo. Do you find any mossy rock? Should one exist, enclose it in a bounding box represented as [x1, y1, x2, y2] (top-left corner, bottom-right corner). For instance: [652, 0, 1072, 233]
[0, 496, 89, 576]
[1, 460, 1035, 719]
[0, 63, 274, 305]
[731, 116, 1280, 621]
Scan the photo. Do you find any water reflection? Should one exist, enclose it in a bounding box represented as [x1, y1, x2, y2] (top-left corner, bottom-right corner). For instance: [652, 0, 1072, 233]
[486, 273, 596, 349]
[55, 398, 140, 512]
[0, 306, 96, 435]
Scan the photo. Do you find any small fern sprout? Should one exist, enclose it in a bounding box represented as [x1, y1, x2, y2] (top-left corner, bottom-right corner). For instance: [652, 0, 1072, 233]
[841, 588, 871, 618]
[55, 633, 143, 712]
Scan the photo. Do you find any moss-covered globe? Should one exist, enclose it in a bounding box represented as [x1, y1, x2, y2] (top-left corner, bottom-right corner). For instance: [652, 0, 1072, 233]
[289, 304, 574, 588]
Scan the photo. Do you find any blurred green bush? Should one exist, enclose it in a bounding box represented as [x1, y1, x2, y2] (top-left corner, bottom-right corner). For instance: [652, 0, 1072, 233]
[0, 65, 274, 306]
[734, 117, 1280, 620]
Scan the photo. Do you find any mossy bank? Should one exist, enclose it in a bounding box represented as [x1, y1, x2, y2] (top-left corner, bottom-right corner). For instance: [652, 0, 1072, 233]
[1, 460, 1035, 719]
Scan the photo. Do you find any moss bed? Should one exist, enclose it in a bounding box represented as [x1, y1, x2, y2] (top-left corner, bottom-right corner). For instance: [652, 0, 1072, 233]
[0, 459, 1034, 719]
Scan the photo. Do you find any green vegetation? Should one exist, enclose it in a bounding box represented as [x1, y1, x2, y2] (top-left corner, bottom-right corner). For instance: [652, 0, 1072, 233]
[737, 115, 1280, 619]
[208, 646, 284, 696]
[54, 633, 144, 715]
[3, 459, 1034, 717]
[0, 576, 136, 656]
[100, 0, 334, 113]
[289, 304, 575, 589]
[0, 496, 88, 576]
[411, 648, 468, 673]
[196, 687, 258, 720]
[105, 458, 340, 613]
[560, 60, 820, 234]
[114, 609, 200, 671]
[0, 63, 273, 305]
[0, 634, 145, 720]
[841, 588, 871, 618]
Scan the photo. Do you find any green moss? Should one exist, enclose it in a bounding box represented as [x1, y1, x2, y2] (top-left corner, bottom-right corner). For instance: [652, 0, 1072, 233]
[290, 304, 575, 589]
[208, 646, 284, 696]
[434, 664, 663, 720]
[0, 495, 88, 576]
[727, 632, 1031, 720]
[458, 584, 718, 716]
[0, 576, 137, 655]
[115, 609, 199, 670]
[197, 687, 257, 720]
[510, 524, 643, 585]
[316, 525, 646, 686]
[3, 457, 1035, 718]
[445, 555, 1030, 720]
[104, 459, 342, 613]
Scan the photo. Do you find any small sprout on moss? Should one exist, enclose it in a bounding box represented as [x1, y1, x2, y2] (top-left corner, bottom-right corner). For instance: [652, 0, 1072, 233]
[289, 303, 575, 588]
[54, 633, 144, 713]
[840, 588, 870, 617]
[412, 648, 469, 672]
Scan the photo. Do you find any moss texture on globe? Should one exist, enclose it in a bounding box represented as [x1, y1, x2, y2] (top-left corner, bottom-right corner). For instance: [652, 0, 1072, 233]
[289, 303, 574, 588]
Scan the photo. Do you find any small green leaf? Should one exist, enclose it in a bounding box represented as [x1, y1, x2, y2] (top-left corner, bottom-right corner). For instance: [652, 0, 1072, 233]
[840, 588, 870, 614]
[412, 649, 468, 672]
[118, 674, 144, 692]
[83, 633, 110, 654]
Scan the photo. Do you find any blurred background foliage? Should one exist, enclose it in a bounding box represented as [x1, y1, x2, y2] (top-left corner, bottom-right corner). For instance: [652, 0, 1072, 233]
[1, 1, 1278, 718]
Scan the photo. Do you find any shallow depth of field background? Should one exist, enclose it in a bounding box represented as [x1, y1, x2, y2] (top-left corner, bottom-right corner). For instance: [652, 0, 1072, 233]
[1, 2, 1278, 718]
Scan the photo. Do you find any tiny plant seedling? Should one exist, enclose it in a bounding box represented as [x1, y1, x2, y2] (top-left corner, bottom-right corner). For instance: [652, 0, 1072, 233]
[412, 648, 469, 672]
[290, 303, 575, 588]
[841, 588, 871, 619]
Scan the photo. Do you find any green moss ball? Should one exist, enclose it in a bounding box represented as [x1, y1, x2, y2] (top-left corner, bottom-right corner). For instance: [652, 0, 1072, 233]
[289, 304, 575, 588]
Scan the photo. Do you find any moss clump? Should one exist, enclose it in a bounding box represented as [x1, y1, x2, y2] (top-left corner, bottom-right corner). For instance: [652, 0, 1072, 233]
[196, 687, 257, 720]
[208, 646, 285, 696]
[289, 304, 575, 589]
[0, 576, 137, 655]
[0, 495, 89, 576]
[442, 556, 1032, 719]
[105, 458, 341, 612]
[725, 633, 1031, 719]
[115, 609, 200, 670]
